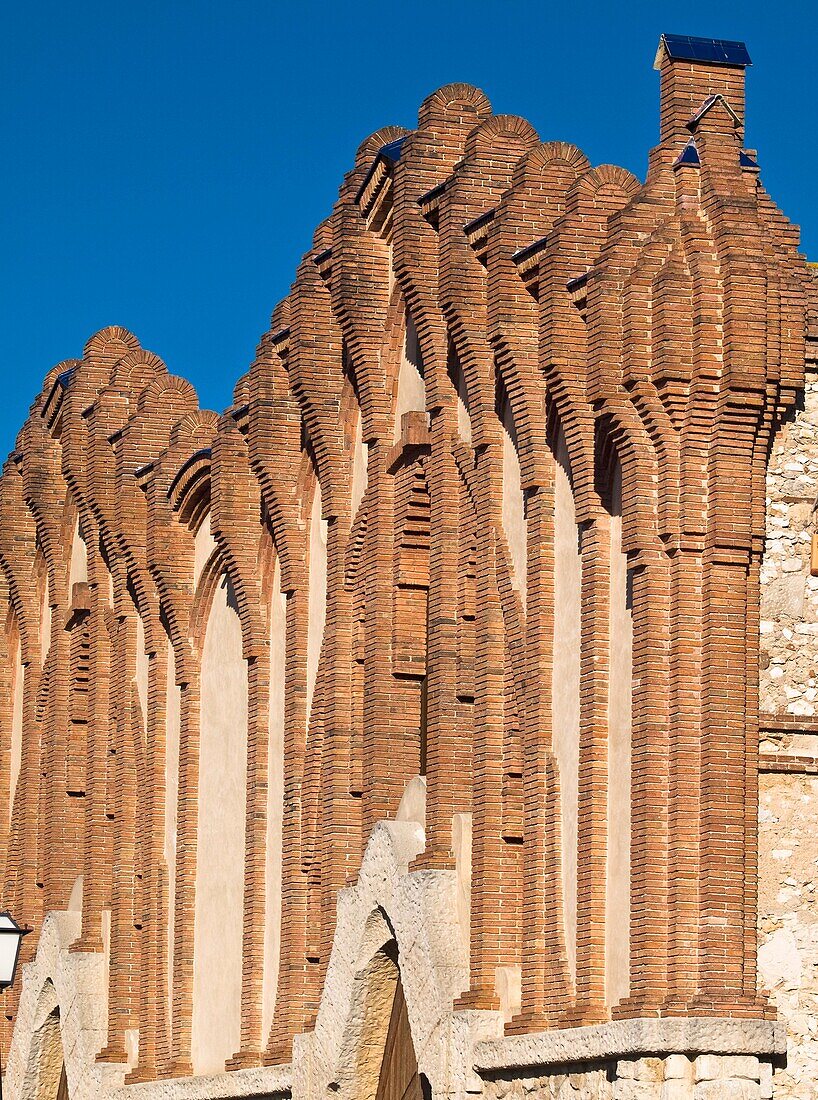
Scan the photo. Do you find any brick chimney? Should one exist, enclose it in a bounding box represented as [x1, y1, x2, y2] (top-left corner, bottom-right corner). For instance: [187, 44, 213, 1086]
[655, 33, 751, 147]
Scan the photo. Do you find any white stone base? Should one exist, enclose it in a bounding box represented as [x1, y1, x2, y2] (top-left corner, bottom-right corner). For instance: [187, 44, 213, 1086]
[0, 821, 793, 1100]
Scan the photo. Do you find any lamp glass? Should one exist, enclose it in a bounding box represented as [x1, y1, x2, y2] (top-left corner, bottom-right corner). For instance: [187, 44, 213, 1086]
[0, 912, 25, 988]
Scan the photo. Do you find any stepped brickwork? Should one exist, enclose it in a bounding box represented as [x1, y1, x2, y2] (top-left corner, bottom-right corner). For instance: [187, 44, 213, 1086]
[1, 33, 817, 1100]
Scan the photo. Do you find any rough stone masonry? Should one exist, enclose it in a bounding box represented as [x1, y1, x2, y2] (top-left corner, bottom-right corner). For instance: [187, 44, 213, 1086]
[0, 31, 817, 1100]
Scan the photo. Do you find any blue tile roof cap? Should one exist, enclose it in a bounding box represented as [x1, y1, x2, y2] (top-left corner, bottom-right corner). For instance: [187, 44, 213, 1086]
[355, 136, 408, 206]
[674, 139, 701, 167]
[378, 136, 406, 165]
[656, 34, 752, 69]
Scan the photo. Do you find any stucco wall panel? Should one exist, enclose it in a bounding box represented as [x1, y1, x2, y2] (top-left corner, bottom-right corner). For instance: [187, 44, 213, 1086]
[191, 573, 248, 1075]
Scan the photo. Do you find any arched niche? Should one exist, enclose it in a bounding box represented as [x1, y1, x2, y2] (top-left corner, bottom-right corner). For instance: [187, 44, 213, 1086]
[393, 312, 426, 443]
[190, 563, 248, 1074]
[193, 512, 216, 591]
[131, 592, 149, 734]
[448, 339, 472, 445]
[35, 549, 52, 665]
[263, 549, 287, 1038]
[5, 607, 24, 827]
[163, 606, 182, 1034]
[497, 379, 526, 608]
[333, 911, 423, 1100]
[350, 401, 368, 524]
[307, 468, 328, 721]
[67, 519, 88, 592]
[552, 425, 582, 981]
[21, 985, 67, 1100]
[605, 458, 632, 1007]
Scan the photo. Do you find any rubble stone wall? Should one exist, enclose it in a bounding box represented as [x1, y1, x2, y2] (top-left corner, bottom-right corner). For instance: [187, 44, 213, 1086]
[761, 370, 818, 721]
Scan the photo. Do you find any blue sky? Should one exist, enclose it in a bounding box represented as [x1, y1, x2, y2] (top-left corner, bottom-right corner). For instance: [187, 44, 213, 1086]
[2, 0, 816, 459]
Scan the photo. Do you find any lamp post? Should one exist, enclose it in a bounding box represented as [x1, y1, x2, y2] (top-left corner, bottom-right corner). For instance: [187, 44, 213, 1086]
[0, 912, 31, 1100]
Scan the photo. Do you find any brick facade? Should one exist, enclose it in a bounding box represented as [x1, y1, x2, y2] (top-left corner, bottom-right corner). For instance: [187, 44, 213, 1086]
[0, 34, 816, 1100]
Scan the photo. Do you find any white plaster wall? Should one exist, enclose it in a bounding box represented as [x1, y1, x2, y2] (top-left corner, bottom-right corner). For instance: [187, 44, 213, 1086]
[606, 465, 632, 1007]
[164, 636, 181, 1034]
[10, 637, 24, 823]
[307, 480, 327, 720]
[758, 772, 818, 1098]
[449, 349, 472, 445]
[499, 389, 526, 606]
[393, 312, 426, 443]
[135, 612, 149, 730]
[40, 581, 52, 665]
[552, 432, 580, 979]
[350, 414, 368, 523]
[193, 516, 217, 592]
[191, 573, 248, 1074]
[263, 558, 287, 1038]
[68, 522, 88, 591]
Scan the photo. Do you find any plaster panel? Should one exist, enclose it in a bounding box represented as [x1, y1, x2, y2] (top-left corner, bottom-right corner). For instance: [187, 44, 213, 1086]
[499, 390, 526, 605]
[606, 465, 632, 1007]
[307, 480, 327, 720]
[394, 314, 426, 443]
[68, 522, 88, 591]
[263, 558, 287, 1038]
[552, 431, 580, 978]
[191, 572, 248, 1074]
[164, 634, 181, 1028]
[10, 637, 23, 823]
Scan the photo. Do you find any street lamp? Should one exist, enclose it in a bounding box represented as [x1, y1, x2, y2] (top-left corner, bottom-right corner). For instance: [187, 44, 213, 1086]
[0, 913, 30, 991]
[0, 912, 31, 1099]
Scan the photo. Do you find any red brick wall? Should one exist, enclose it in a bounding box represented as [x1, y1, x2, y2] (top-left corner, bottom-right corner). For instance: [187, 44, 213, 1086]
[0, 40, 814, 1082]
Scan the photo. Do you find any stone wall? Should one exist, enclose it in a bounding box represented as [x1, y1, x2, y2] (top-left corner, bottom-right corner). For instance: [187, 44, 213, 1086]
[760, 371, 818, 721]
[481, 1057, 771, 1100]
[758, 362, 818, 1099]
[758, 773, 818, 1100]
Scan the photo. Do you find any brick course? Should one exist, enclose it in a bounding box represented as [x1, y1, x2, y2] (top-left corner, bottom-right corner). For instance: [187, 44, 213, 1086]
[0, 34, 816, 1099]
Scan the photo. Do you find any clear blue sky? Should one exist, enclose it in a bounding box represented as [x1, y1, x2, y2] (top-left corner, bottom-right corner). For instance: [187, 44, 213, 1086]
[2, 0, 816, 459]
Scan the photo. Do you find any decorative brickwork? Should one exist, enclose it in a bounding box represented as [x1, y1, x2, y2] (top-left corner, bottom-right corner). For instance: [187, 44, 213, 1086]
[0, 34, 816, 1100]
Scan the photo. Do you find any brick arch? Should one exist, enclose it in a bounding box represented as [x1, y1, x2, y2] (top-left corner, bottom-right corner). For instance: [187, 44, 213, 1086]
[464, 114, 540, 159]
[416, 82, 492, 127]
[567, 162, 640, 211]
[0, 467, 41, 670]
[136, 371, 199, 417]
[82, 324, 140, 362]
[246, 328, 306, 596]
[354, 125, 409, 170]
[188, 540, 228, 656]
[623, 227, 696, 541]
[287, 238, 348, 516]
[514, 140, 591, 181]
[109, 347, 166, 391]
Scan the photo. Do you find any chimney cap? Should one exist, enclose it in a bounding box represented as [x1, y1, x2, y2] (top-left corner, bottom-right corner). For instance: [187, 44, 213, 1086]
[654, 34, 752, 70]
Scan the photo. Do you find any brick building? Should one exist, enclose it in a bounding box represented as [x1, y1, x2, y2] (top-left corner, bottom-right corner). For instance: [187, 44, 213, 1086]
[1, 33, 816, 1100]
